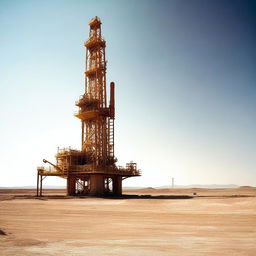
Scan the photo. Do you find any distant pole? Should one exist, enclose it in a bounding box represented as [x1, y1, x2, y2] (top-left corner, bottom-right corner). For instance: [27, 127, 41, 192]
[172, 177, 174, 188]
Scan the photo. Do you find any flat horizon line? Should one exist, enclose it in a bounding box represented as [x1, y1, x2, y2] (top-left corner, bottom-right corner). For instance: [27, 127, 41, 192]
[0, 184, 255, 189]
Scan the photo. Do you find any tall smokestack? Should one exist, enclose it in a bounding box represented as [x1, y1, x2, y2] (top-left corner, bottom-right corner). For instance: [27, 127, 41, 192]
[110, 82, 115, 119]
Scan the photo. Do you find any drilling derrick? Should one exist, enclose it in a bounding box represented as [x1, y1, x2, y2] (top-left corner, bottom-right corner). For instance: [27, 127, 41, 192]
[77, 17, 112, 166]
[37, 17, 141, 196]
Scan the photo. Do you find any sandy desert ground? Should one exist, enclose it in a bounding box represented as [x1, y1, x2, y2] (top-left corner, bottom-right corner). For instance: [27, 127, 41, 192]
[0, 187, 255, 256]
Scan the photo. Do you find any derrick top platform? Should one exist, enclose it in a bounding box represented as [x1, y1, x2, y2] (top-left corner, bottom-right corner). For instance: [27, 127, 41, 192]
[88, 16, 101, 28]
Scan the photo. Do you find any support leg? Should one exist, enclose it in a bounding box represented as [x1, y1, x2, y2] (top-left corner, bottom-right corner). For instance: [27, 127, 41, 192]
[36, 171, 39, 197]
[67, 176, 76, 196]
[113, 176, 122, 196]
[40, 175, 43, 196]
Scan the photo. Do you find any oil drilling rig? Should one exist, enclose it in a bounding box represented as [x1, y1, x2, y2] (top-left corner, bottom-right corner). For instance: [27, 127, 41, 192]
[37, 17, 141, 196]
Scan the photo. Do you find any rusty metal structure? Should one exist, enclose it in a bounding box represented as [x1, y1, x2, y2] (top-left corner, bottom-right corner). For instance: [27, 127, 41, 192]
[37, 17, 140, 196]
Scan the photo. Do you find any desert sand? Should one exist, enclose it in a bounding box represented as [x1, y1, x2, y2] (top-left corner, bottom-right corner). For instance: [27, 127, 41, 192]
[0, 187, 255, 255]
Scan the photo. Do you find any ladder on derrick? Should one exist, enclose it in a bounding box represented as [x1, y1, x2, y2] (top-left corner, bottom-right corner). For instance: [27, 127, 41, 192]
[108, 118, 114, 158]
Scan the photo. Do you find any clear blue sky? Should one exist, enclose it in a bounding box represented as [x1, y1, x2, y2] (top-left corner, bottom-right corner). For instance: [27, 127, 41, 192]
[0, 0, 255, 187]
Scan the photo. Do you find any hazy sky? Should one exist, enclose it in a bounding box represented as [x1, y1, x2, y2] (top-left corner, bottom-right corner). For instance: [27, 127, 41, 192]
[0, 0, 255, 187]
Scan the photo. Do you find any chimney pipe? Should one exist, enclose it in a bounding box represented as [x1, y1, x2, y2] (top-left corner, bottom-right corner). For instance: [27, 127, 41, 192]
[110, 82, 115, 118]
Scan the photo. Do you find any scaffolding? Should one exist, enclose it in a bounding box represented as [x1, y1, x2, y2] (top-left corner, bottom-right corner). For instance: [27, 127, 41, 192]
[37, 17, 141, 196]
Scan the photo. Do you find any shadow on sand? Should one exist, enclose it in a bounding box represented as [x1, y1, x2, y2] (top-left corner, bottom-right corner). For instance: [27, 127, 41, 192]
[103, 194, 194, 200]
[3, 194, 254, 201]
[8, 194, 194, 200]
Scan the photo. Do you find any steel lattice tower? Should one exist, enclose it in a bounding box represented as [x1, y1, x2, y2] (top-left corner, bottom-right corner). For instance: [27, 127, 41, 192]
[37, 17, 140, 197]
[77, 17, 114, 166]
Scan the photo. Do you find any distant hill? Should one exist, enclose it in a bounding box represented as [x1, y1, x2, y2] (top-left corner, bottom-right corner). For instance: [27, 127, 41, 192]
[125, 184, 241, 189]
[156, 184, 240, 189]
[1, 184, 251, 190]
